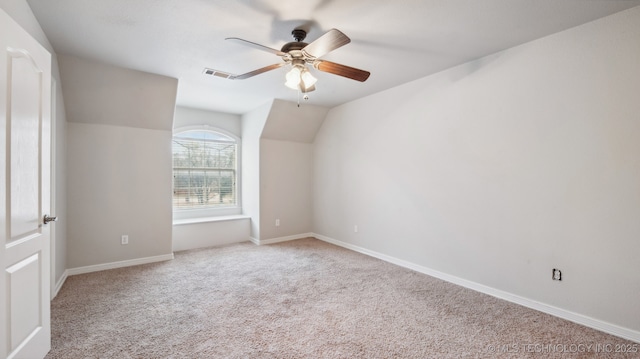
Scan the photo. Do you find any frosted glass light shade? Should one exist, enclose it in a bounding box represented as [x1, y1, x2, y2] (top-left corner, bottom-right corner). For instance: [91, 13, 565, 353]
[301, 70, 317, 87]
[285, 67, 301, 89]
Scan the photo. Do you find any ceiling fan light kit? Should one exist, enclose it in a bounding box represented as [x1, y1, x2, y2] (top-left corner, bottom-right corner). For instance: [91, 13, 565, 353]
[205, 27, 370, 98]
[285, 62, 317, 93]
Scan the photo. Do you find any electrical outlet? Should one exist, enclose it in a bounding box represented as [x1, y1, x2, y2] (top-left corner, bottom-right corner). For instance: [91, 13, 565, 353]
[552, 268, 562, 281]
[121, 235, 129, 245]
[275, 219, 280, 227]
[354, 225, 358, 233]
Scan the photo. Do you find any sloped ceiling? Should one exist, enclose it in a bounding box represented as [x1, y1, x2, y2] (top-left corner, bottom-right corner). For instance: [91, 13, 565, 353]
[58, 54, 178, 130]
[261, 100, 329, 143]
[26, 0, 640, 114]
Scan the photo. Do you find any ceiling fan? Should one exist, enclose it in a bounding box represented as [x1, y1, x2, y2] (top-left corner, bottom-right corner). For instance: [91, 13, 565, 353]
[204, 28, 370, 93]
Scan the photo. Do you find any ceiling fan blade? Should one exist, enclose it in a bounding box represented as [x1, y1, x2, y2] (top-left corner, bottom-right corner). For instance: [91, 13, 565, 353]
[233, 63, 286, 79]
[226, 37, 285, 56]
[302, 28, 350, 59]
[313, 60, 370, 82]
[204, 63, 285, 80]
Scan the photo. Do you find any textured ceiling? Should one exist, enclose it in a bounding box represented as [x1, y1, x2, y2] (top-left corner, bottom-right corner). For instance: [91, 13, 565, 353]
[26, 0, 640, 114]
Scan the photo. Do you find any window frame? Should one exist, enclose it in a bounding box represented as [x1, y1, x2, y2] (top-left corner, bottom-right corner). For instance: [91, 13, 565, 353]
[172, 125, 242, 220]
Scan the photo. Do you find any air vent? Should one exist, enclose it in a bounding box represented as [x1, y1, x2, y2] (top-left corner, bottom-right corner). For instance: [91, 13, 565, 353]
[203, 68, 232, 79]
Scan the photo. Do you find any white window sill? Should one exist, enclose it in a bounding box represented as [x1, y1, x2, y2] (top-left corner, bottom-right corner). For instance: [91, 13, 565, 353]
[173, 215, 250, 226]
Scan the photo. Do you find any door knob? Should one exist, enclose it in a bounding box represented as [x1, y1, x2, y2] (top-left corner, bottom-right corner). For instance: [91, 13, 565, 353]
[43, 215, 58, 224]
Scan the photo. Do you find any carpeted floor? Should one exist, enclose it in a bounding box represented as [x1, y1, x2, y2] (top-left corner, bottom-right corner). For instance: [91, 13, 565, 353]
[46, 238, 638, 358]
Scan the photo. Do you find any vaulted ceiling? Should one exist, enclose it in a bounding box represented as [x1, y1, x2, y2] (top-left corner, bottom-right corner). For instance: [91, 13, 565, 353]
[27, 0, 640, 114]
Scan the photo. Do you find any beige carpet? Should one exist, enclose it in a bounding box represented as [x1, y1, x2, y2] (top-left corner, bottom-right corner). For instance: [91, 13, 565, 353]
[46, 238, 637, 358]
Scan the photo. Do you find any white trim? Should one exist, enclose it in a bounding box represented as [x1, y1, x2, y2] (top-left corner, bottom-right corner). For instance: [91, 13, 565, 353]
[312, 233, 640, 344]
[171, 125, 242, 221]
[50, 78, 57, 300]
[250, 233, 313, 246]
[173, 125, 239, 140]
[66, 253, 174, 276]
[173, 206, 242, 220]
[52, 269, 68, 299]
[173, 214, 250, 226]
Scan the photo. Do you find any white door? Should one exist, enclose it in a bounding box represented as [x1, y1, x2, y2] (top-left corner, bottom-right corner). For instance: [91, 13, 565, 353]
[0, 9, 53, 359]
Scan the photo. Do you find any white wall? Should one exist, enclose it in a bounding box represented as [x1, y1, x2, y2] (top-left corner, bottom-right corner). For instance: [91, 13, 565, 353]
[260, 139, 313, 240]
[313, 6, 640, 336]
[172, 218, 249, 251]
[240, 99, 325, 243]
[67, 123, 173, 267]
[258, 100, 326, 241]
[241, 101, 272, 240]
[173, 106, 241, 136]
[0, 0, 68, 295]
[60, 56, 177, 268]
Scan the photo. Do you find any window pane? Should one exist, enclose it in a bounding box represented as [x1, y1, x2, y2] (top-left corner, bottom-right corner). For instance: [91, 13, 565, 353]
[172, 130, 237, 210]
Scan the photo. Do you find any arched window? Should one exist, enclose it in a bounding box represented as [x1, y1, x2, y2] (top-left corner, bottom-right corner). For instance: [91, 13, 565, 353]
[172, 128, 240, 217]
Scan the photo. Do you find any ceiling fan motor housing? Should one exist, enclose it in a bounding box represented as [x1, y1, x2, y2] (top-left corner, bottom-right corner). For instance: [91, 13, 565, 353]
[281, 29, 309, 53]
[281, 42, 308, 53]
[291, 29, 307, 42]
[280, 29, 309, 53]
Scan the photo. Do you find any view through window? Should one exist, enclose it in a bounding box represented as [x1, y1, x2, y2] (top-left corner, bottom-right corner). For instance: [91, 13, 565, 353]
[172, 130, 237, 210]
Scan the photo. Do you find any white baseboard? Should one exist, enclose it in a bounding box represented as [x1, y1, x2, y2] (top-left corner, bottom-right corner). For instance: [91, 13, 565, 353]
[250, 233, 313, 246]
[52, 269, 69, 299]
[66, 253, 175, 276]
[312, 233, 640, 344]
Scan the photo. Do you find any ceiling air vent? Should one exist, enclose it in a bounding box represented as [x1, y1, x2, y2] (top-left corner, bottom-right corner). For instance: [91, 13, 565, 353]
[203, 68, 233, 79]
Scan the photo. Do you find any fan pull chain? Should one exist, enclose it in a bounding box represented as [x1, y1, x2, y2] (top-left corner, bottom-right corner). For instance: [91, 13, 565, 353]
[296, 90, 310, 108]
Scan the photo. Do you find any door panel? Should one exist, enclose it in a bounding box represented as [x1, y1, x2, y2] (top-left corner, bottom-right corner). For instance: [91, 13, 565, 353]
[9, 50, 42, 243]
[1, 8, 52, 359]
[7, 254, 41, 350]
